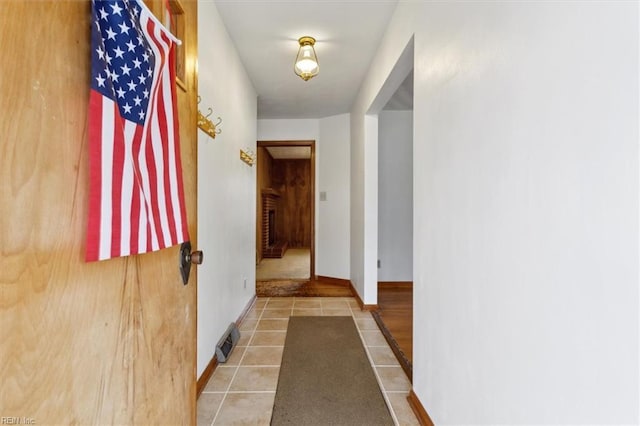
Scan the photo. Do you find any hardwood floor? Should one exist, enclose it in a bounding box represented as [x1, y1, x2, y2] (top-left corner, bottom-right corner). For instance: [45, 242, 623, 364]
[372, 283, 413, 380]
[256, 277, 353, 297]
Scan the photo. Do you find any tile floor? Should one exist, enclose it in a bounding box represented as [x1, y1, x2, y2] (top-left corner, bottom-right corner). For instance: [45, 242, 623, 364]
[197, 297, 420, 426]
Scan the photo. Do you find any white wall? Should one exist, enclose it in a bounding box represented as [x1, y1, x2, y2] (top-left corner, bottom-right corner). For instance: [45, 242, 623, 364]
[318, 114, 350, 279]
[378, 110, 412, 281]
[257, 119, 319, 141]
[350, 113, 379, 304]
[353, 1, 639, 423]
[258, 117, 350, 279]
[197, 1, 257, 377]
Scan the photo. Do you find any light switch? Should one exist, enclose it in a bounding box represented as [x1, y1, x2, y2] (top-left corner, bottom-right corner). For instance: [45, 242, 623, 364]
[320, 191, 327, 201]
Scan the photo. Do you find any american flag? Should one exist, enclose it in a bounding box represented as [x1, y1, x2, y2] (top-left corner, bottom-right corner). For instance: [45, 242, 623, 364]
[87, 0, 189, 262]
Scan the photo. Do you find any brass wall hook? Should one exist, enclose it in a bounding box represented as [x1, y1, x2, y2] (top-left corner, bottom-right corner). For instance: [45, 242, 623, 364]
[240, 148, 256, 166]
[197, 96, 222, 139]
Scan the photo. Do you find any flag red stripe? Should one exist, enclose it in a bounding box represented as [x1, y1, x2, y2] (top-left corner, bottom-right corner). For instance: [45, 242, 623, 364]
[110, 107, 126, 258]
[86, 90, 104, 262]
[155, 59, 178, 244]
[144, 32, 166, 248]
[146, 203, 153, 253]
[144, 125, 163, 249]
[159, 29, 182, 243]
[129, 124, 144, 255]
[169, 45, 190, 241]
[145, 18, 172, 248]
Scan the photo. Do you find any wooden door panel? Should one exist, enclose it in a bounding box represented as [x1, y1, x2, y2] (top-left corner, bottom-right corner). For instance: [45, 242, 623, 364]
[273, 159, 312, 248]
[0, 1, 198, 423]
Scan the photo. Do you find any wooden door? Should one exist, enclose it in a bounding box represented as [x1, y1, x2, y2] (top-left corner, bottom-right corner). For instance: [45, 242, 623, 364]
[0, 1, 199, 423]
[272, 159, 312, 248]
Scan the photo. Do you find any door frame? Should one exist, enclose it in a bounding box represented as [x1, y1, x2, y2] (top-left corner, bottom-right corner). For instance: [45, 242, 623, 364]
[257, 140, 315, 278]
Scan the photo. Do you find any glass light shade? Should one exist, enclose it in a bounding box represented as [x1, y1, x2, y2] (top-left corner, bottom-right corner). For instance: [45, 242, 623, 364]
[294, 36, 319, 81]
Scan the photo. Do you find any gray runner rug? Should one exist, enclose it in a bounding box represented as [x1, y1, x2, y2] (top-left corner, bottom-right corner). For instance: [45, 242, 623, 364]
[271, 316, 394, 426]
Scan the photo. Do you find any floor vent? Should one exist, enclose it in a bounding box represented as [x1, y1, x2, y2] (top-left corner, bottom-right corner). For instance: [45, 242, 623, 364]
[216, 323, 241, 363]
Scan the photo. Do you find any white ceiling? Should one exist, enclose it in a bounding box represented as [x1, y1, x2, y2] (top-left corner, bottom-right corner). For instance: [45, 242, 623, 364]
[214, 0, 399, 119]
[266, 146, 311, 159]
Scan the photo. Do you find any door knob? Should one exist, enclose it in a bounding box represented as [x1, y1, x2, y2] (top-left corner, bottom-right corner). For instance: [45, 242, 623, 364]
[186, 250, 203, 265]
[179, 241, 202, 285]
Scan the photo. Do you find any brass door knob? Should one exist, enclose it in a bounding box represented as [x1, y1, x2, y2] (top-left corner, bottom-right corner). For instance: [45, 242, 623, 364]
[179, 242, 202, 285]
[188, 250, 203, 265]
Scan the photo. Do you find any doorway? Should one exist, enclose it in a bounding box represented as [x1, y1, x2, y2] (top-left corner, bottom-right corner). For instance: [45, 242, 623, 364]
[375, 70, 414, 379]
[364, 37, 414, 380]
[256, 140, 315, 282]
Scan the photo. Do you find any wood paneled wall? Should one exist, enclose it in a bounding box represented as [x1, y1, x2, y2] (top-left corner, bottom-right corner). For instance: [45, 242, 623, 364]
[0, 1, 198, 423]
[272, 160, 312, 248]
[256, 147, 273, 263]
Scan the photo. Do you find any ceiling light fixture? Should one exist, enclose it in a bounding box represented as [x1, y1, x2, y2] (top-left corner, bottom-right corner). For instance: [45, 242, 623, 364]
[294, 36, 319, 81]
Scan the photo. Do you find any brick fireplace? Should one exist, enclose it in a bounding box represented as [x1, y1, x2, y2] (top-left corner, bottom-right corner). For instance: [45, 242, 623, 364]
[261, 189, 288, 258]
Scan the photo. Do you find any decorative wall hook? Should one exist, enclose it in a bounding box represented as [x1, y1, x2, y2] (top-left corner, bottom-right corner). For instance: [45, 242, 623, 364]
[240, 148, 256, 166]
[197, 96, 222, 139]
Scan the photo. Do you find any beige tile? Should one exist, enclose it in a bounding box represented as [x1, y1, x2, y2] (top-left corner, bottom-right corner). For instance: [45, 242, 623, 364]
[221, 346, 246, 366]
[386, 392, 421, 426]
[256, 318, 289, 331]
[239, 319, 258, 332]
[266, 298, 294, 309]
[250, 331, 286, 346]
[213, 392, 275, 426]
[348, 299, 361, 308]
[203, 366, 236, 392]
[322, 300, 351, 309]
[254, 299, 268, 308]
[291, 308, 322, 316]
[268, 296, 294, 302]
[197, 392, 224, 426]
[261, 308, 291, 319]
[241, 346, 284, 366]
[314, 297, 340, 303]
[351, 309, 373, 318]
[355, 317, 379, 330]
[376, 366, 411, 392]
[320, 297, 352, 302]
[322, 308, 352, 316]
[293, 299, 321, 308]
[367, 346, 400, 366]
[236, 331, 253, 347]
[361, 330, 388, 346]
[229, 366, 280, 391]
[243, 309, 262, 320]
